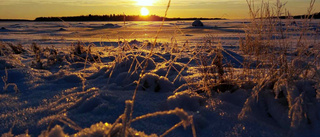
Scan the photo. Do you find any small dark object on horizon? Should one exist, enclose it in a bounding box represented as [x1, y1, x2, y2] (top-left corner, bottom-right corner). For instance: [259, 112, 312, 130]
[1, 27, 6, 30]
[104, 24, 115, 27]
[192, 20, 204, 27]
[58, 28, 67, 31]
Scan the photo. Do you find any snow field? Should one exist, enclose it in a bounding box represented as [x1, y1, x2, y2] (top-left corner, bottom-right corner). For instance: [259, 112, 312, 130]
[1, 5, 320, 136]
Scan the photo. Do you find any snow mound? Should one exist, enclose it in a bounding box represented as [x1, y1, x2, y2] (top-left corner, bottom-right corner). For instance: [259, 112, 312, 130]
[0, 58, 22, 69]
[75, 96, 104, 113]
[102, 23, 121, 28]
[86, 55, 157, 89]
[58, 28, 67, 31]
[167, 90, 206, 111]
[238, 89, 290, 128]
[37, 122, 156, 137]
[70, 43, 99, 62]
[154, 61, 187, 76]
[0, 43, 25, 55]
[239, 79, 320, 135]
[89, 24, 121, 29]
[86, 67, 109, 80]
[76, 122, 156, 137]
[152, 61, 188, 87]
[0, 68, 28, 84]
[29, 44, 72, 70]
[217, 89, 249, 107]
[0, 27, 10, 32]
[114, 72, 139, 86]
[55, 73, 84, 84]
[208, 49, 244, 68]
[292, 58, 308, 70]
[106, 55, 156, 78]
[39, 125, 67, 137]
[140, 73, 174, 92]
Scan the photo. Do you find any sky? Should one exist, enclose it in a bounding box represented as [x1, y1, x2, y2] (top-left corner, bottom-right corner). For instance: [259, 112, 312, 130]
[0, 0, 319, 19]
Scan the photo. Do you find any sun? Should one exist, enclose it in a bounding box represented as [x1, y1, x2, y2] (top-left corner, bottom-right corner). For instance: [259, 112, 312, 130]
[140, 7, 149, 16]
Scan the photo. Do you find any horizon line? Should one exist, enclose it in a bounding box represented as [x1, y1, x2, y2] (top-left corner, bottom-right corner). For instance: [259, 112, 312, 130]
[0, 14, 228, 21]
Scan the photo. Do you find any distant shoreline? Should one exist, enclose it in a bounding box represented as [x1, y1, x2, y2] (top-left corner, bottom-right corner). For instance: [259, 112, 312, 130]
[1, 15, 226, 22]
[0, 18, 225, 22]
[33, 15, 226, 22]
[1, 12, 319, 22]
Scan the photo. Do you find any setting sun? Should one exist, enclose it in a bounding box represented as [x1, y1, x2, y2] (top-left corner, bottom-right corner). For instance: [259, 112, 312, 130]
[140, 7, 149, 16]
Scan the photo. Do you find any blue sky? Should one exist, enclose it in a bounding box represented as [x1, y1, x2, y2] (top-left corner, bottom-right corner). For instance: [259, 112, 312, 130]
[0, 0, 318, 19]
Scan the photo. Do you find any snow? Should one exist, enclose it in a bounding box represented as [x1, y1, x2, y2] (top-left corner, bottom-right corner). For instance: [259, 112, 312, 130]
[0, 19, 319, 137]
[167, 90, 206, 111]
[140, 73, 174, 92]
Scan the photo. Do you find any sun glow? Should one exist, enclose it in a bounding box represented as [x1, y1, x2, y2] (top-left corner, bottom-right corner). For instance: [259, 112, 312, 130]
[136, 0, 155, 6]
[140, 7, 149, 16]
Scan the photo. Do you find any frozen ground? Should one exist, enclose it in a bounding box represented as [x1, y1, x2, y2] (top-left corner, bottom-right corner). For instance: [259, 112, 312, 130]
[0, 20, 246, 48]
[0, 19, 320, 137]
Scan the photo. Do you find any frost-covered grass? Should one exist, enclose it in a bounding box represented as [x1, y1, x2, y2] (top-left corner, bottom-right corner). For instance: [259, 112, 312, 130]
[1, 0, 320, 137]
[237, 0, 320, 136]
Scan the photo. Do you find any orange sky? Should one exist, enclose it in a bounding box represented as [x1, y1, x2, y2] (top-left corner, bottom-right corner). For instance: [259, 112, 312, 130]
[0, 0, 319, 19]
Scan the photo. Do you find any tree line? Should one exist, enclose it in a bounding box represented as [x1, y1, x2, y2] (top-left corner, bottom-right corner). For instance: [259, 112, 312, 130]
[34, 14, 224, 21]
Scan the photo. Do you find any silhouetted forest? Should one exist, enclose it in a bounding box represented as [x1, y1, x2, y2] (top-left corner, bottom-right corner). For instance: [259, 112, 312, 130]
[34, 14, 224, 21]
[3, 12, 320, 22]
[279, 12, 320, 19]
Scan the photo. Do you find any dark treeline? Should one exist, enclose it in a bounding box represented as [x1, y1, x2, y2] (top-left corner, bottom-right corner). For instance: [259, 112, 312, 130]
[34, 14, 224, 21]
[168, 17, 225, 21]
[279, 12, 320, 19]
[2, 12, 320, 22]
